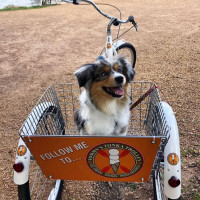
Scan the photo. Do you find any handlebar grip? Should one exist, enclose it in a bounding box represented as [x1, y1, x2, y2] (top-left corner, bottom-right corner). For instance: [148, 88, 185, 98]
[128, 15, 138, 31]
[113, 19, 120, 26]
[73, 0, 79, 4]
[128, 15, 134, 22]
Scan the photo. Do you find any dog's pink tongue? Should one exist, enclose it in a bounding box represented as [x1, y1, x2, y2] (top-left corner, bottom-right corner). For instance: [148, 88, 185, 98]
[111, 87, 124, 96]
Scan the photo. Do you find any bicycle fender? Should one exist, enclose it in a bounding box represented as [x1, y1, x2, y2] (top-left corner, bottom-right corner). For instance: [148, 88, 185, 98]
[162, 102, 181, 199]
[113, 39, 126, 49]
[14, 102, 56, 185]
[14, 138, 31, 185]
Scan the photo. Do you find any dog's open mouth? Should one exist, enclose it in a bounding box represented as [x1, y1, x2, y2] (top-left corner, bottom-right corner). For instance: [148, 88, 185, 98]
[103, 86, 124, 98]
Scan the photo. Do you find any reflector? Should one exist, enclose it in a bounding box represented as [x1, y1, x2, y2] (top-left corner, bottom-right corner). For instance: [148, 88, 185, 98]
[107, 43, 112, 49]
[167, 153, 179, 165]
[168, 176, 180, 188]
[17, 145, 27, 156]
[13, 163, 24, 173]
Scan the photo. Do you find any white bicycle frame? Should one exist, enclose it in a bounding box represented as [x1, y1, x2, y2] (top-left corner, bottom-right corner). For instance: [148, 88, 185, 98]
[104, 20, 127, 61]
[103, 17, 126, 61]
[104, 32, 117, 61]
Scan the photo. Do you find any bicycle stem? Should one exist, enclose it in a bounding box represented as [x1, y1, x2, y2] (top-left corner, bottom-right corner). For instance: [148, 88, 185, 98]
[107, 17, 117, 34]
[105, 17, 118, 61]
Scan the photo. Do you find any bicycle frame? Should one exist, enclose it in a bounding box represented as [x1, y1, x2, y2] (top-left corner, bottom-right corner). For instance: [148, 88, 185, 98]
[104, 17, 120, 61]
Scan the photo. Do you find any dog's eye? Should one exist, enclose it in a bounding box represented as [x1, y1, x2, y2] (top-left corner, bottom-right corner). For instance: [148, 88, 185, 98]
[101, 72, 108, 77]
[118, 68, 123, 73]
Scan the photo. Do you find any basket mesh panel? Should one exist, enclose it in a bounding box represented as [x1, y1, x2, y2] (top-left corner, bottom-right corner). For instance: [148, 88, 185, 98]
[19, 81, 169, 139]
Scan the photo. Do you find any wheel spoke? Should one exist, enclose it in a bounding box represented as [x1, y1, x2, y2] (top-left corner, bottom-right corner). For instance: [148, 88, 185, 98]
[154, 168, 168, 200]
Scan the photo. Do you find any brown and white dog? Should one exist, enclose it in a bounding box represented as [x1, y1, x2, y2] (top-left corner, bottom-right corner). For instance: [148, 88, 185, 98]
[74, 55, 135, 136]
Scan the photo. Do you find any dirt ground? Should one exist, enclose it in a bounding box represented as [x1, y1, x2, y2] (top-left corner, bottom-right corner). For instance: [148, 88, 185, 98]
[0, 0, 199, 199]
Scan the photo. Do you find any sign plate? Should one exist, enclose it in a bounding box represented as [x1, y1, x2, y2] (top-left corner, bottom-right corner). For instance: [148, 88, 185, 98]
[23, 136, 161, 182]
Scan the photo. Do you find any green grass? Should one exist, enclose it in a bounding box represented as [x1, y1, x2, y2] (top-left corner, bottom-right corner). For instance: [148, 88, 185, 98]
[188, 147, 195, 154]
[180, 132, 185, 136]
[0, 4, 58, 12]
[181, 149, 187, 157]
[187, 147, 199, 157]
[194, 193, 200, 200]
[130, 183, 137, 190]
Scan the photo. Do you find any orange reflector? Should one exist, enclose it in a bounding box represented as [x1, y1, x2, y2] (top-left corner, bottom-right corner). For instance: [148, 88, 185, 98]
[17, 145, 27, 156]
[167, 153, 179, 165]
[107, 43, 112, 49]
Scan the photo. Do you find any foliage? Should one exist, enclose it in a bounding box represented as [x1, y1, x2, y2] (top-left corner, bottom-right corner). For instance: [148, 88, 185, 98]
[0, 4, 58, 12]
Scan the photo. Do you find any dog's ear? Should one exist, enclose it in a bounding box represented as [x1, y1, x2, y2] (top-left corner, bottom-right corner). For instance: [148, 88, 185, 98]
[75, 64, 96, 87]
[118, 56, 135, 83]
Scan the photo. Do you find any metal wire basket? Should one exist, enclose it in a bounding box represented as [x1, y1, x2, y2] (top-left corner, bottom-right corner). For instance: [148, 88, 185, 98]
[19, 81, 170, 177]
[19, 81, 169, 138]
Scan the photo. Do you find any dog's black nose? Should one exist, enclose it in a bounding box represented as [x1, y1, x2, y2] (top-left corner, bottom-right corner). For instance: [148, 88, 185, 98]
[115, 76, 124, 84]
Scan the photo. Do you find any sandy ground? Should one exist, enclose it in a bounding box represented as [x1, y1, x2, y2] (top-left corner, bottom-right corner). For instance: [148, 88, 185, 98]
[0, 0, 199, 199]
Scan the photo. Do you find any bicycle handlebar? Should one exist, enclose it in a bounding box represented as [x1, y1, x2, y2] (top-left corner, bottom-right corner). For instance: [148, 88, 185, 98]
[63, 0, 138, 30]
[81, 0, 129, 23]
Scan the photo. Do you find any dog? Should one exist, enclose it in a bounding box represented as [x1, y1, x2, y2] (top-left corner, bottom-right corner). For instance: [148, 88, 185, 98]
[74, 55, 135, 136]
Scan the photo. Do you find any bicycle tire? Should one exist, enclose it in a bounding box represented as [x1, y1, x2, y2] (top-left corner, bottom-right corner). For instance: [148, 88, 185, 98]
[153, 169, 181, 200]
[116, 42, 136, 69]
[18, 105, 64, 200]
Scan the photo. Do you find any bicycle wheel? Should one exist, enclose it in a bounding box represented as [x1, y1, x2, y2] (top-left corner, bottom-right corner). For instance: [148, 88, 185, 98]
[153, 168, 181, 200]
[116, 42, 136, 69]
[18, 105, 64, 200]
[18, 169, 63, 200]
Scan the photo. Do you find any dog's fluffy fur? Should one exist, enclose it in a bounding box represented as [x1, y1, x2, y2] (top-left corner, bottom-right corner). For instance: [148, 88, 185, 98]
[74, 55, 135, 136]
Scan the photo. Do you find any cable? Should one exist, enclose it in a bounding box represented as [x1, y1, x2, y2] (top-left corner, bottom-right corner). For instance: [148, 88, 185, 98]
[113, 25, 135, 42]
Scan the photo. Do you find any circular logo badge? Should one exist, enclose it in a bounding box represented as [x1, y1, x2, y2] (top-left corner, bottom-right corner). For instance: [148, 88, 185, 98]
[17, 145, 27, 156]
[167, 153, 179, 165]
[86, 143, 143, 178]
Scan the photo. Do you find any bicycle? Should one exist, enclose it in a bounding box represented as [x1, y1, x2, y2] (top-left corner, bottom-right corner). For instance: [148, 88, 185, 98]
[13, 1, 181, 200]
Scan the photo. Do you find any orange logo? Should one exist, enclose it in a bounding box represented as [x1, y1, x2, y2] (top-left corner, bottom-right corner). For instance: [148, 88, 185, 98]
[167, 153, 179, 165]
[17, 145, 27, 156]
[86, 143, 143, 178]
